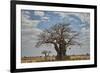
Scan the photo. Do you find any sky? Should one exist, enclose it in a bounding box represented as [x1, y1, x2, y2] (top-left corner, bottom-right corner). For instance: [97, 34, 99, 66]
[21, 10, 90, 57]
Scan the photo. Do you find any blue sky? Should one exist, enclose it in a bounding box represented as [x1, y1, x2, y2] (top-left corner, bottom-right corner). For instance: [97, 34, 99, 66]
[21, 10, 90, 57]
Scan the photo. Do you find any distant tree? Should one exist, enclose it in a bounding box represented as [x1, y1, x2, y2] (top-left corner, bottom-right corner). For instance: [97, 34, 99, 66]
[41, 50, 48, 57]
[41, 50, 48, 60]
[36, 23, 81, 60]
[86, 53, 90, 56]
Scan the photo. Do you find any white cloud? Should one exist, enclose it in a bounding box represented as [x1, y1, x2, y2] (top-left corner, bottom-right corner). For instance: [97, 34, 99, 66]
[53, 12, 90, 25]
[68, 13, 90, 25]
[81, 27, 90, 33]
[22, 19, 40, 28]
[41, 16, 49, 22]
[21, 10, 31, 19]
[22, 10, 40, 28]
[32, 28, 43, 36]
[21, 10, 43, 51]
[34, 11, 45, 16]
[24, 11, 31, 15]
[78, 13, 90, 24]
[22, 28, 43, 43]
[42, 16, 49, 20]
[53, 12, 66, 18]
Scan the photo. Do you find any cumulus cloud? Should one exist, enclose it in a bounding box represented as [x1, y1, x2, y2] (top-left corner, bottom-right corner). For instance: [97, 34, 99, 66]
[22, 11, 40, 28]
[53, 12, 66, 18]
[41, 16, 49, 20]
[34, 11, 45, 16]
[21, 10, 31, 19]
[24, 11, 31, 15]
[21, 10, 45, 57]
[41, 16, 49, 22]
[53, 12, 90, 25]
[22, 20, 40, 28]
[33, 11, 49, 22]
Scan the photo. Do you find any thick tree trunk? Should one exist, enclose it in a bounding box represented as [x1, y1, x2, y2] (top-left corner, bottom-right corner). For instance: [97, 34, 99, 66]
[56, 44, 66, 60]
[53, 42, 66, 60]
[56, 50, 66, 60]
[56, 52, 61, 60]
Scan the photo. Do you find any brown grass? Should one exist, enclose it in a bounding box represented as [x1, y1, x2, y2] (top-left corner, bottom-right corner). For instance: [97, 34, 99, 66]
[21, 55, 90, 63]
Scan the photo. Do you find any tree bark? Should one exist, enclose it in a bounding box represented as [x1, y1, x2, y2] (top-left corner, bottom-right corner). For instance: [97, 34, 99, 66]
[55, 44, 66, 60]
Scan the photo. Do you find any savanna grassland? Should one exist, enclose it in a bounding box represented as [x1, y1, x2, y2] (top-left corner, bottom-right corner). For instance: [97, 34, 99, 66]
[21, 54, 90, 63]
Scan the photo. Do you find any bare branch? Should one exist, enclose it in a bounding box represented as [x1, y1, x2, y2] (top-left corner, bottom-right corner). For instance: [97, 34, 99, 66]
[66, 33, 81, 48]
[35, 23, 81, 54]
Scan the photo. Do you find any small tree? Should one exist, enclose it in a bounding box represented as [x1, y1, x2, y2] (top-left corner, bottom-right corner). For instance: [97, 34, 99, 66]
[41, 50, 48, 60]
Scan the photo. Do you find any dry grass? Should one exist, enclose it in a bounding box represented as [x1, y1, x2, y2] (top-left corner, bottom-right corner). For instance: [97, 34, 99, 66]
[21, 55, 90, 63]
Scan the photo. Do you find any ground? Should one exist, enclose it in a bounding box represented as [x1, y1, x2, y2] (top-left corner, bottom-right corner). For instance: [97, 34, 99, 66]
[21, 55, 90, 63]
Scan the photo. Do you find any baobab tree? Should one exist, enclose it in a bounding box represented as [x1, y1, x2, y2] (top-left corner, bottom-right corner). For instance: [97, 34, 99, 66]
[36, 23, 81, 60]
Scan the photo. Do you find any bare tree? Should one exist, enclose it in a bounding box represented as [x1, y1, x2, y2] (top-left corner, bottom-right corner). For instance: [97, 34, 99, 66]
[36, 23, 81, 60]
